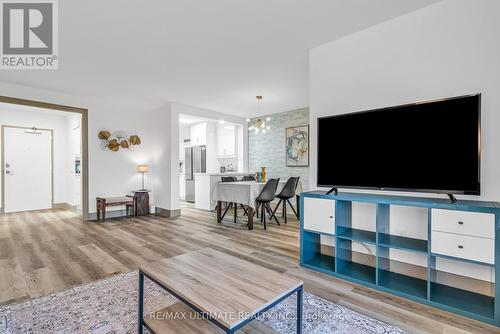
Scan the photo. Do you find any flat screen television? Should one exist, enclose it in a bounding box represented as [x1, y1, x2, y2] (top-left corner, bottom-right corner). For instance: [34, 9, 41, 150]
[317, 94, 481, 196]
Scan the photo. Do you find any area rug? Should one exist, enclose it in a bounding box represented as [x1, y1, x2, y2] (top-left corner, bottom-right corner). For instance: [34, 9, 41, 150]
[0, 271, 407, 334]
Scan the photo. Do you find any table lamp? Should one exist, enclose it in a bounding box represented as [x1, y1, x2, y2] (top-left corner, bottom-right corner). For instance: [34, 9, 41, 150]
[137, 165, 149, 190]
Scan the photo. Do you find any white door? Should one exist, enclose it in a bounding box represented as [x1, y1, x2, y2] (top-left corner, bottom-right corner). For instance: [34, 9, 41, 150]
[4, 127, 52, 213]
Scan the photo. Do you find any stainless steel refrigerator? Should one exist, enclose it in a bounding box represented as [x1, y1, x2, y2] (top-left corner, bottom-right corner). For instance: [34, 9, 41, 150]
[185, 145, 206, 202]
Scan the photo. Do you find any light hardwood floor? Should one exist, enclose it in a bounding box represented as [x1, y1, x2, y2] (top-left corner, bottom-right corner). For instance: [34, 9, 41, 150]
[0, 204, 497, 334]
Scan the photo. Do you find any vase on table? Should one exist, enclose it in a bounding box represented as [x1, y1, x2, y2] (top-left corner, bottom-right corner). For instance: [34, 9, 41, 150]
[261, 167, 266, 182]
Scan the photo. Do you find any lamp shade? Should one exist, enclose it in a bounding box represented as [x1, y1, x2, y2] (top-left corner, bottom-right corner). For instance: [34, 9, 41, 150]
[137, 165, 149, 173]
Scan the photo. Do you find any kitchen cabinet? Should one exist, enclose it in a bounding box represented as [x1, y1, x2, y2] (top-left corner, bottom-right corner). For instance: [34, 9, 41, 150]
[216, 123, 236, 157]
[190, 123, 207, 146]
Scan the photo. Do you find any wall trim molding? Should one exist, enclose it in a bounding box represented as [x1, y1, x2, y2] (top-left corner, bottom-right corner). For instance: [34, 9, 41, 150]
[87, 207, 181, 221]
[155, 206, 181, 218]
[53, 202, 77, 210]
[88, 209, 128, 221]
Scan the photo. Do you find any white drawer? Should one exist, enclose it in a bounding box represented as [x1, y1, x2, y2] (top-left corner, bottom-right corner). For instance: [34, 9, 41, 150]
[431, 209, 494, 239]
[431, 231, 494, 265]
[303, 197, 335, 235]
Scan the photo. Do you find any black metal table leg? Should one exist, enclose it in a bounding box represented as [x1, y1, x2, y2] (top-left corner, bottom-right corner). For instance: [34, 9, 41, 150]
[138, 271, 144, 334]
[221, 202, 232, 220]
[297, 286, 303, 334]
[234, 203, 237, 223]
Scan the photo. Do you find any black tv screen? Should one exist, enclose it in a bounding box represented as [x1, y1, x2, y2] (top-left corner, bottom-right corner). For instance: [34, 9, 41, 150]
[317, 94, 481, 195]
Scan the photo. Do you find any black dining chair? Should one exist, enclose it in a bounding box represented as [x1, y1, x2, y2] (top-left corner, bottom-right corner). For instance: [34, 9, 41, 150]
[254, 178, 280, 230]
[270, 177, 300, 224]
[220, 176, 238, 223]
[221, 176, 238, 182]
[241, 175, 256, 181]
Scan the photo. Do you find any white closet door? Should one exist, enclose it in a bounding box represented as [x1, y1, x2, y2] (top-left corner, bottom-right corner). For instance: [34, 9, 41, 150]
[4, 127, 52, 213]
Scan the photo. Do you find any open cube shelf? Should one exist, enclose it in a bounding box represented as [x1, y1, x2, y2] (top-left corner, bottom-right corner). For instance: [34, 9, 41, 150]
[300, 191, 500, 326]
[378, 247, 428, 300]
[429, 254, 495, 321]
[337, 238, 376, 284]
[378, 233, 427, 254]
[338, 261, 376, 284]
[301, 230, 336, 275]
[431, 282, 494, 320]
[379, 270, 427, 299]
[303, 253, 335, 274]
[337, 228, 376, 244]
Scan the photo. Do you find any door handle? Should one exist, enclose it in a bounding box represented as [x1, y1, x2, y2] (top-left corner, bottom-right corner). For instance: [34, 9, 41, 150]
[5, 170, 13, 175]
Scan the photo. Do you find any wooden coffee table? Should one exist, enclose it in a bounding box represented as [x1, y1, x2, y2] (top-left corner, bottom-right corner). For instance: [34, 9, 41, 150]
[138, 248, 304, 333]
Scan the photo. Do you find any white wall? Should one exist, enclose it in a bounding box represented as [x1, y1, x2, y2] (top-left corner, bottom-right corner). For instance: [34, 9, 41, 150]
[310, 0, 500, 202]
[309, 0, 499, 279]
[205, 121, 218, 173]
[65, 113, 82, 208]
[179, 123, 190, 167]
[152, 104, 180, 214]
[0, 81, 178, 217]
[179, 123, 190, 200]
[0, 108, 69, 206]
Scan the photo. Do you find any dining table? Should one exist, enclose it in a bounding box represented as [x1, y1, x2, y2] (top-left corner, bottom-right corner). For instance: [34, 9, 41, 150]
[211, 180, 303, 230]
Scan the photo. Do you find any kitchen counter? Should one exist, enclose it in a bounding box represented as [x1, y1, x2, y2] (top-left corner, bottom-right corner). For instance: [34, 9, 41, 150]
[194, 172, 254, 210]
[194, 172, 253, 176]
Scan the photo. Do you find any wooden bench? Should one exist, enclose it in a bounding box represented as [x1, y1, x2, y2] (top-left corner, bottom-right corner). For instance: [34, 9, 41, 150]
[96, 196, 136, 222]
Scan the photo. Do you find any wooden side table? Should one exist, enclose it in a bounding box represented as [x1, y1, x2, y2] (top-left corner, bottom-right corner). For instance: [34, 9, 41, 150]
[132, 190, 151, 216]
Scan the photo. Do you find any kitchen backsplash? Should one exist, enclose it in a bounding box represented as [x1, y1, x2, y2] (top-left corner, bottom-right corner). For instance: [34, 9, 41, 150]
[217, 156, 239, 172]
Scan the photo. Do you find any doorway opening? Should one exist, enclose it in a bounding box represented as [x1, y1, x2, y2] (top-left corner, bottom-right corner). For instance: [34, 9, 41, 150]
[0, 96, 89, 220]
[178, 113, 245, 207]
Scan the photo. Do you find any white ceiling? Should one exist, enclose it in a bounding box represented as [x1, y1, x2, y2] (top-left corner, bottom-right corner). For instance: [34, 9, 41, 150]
[0, 0, 438, 117]
[180, 113, 225, 124]
[179, 114, 209, 125]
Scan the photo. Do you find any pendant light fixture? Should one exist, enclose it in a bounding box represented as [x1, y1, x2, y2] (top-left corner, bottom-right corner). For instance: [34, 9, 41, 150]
[248, 96, 271, 135]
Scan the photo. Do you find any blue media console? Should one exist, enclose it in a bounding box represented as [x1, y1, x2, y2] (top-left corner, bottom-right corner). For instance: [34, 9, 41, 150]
[300, 191, 500, 326]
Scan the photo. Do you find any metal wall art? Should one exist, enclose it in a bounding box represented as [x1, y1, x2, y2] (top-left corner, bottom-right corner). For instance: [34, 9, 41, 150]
[98, 130, 141, 152]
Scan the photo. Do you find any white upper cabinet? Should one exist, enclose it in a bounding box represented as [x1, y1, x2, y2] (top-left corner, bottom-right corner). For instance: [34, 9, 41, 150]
[216, 123, 236, 157]
[190, 122, 207, 146]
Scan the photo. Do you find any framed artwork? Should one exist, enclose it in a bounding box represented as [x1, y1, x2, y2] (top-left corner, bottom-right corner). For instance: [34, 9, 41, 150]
[285, 125, 309, 167]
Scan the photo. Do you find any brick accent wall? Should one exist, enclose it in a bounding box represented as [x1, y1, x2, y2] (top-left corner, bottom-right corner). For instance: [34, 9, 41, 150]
[249, 107, 309, 190]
